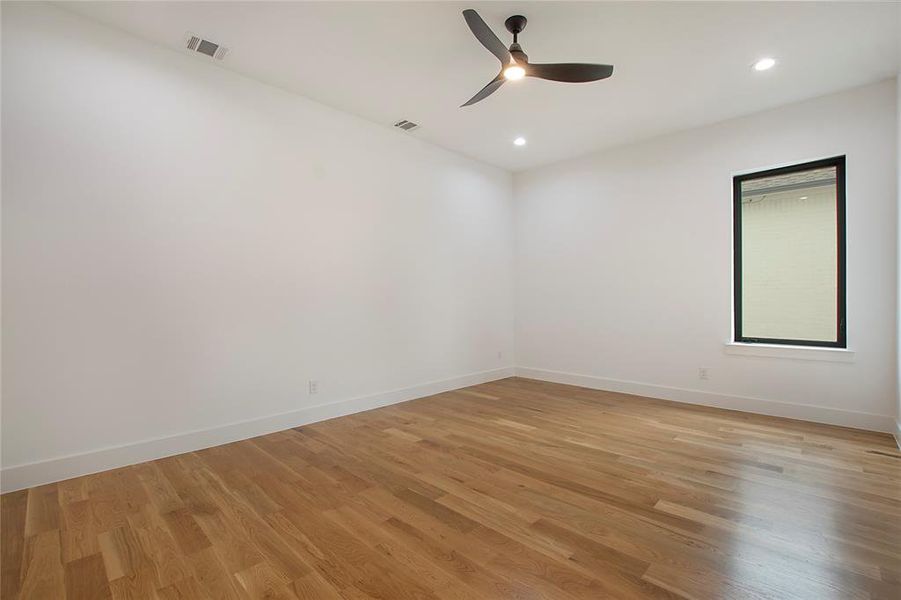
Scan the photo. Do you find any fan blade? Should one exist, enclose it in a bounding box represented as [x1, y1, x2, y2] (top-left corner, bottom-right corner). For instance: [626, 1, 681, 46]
[461, 73, 505, 107]
[527, 63, 614, 83]
[462, 9, 512, 65]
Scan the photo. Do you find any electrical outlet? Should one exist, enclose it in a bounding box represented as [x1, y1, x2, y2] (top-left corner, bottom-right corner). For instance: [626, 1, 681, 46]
[308, 380, 319, 395]
[698, 368, 709, 380]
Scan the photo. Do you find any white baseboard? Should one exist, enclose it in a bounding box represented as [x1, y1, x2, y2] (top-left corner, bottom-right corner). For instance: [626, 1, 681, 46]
[515, 367, 896, 434]
[0, 367, 515, 493]
[894, 419, 901, 451]
[3, 365, 893, 492]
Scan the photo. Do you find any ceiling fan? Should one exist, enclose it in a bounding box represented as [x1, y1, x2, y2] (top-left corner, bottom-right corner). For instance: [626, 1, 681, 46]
[461, 9, 614, 107]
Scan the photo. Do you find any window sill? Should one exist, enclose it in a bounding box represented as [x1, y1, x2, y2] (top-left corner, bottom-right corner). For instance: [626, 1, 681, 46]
[723, 342, 855, 363]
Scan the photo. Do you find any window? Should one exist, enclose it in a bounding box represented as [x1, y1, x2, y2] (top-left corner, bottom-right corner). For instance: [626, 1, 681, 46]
[733, 156, 846, 348]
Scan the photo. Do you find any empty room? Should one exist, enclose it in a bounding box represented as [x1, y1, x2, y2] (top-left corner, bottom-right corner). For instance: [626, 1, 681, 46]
[1, 1, 900, 599]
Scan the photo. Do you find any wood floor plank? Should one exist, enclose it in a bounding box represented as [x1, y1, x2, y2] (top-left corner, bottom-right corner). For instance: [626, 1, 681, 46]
[1, 489, 29, 599]
[106, 567, 156, 600]
[60, 500, 101, 564]
[183, 546, 247, 600]
[65, 554, 111, 600]
[23, 485, 60, 538]
[160, 508, 211, 556]
[2, 377, 899, 599]
[98, 525, 152, 582]
[18, 529, 66, 600]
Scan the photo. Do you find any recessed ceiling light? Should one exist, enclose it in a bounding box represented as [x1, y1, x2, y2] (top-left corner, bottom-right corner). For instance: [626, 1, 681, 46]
[513, 137, 527, 146]
[753, 57, 776, 71]
[800, 196, 808, 200]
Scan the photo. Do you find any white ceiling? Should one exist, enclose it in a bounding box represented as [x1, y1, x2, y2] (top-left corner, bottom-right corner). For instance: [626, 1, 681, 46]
[62, 1, 900, 172]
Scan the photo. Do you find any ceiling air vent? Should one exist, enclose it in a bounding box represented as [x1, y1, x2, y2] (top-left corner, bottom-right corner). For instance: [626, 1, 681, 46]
[393, 119, 420, 132]
[184, 32, 228, 60]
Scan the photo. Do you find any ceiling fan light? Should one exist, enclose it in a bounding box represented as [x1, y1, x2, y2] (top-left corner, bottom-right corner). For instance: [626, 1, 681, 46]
[503, 65, 526, 80]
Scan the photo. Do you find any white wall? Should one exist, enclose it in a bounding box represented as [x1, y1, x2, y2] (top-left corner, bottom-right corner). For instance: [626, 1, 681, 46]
[894, 72, 901, 448]
[1, 3, 514, 489]
[515, 80, 898, 431]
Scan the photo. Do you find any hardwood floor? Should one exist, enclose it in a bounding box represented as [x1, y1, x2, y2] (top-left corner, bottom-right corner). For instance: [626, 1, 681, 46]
[2, 377, 899, 599]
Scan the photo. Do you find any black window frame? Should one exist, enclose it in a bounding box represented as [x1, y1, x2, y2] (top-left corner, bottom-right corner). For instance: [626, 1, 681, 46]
[732, 155, 846, 348]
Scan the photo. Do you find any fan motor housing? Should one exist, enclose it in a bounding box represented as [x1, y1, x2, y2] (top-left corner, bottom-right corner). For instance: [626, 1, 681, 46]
[510, 44, 529, 63]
